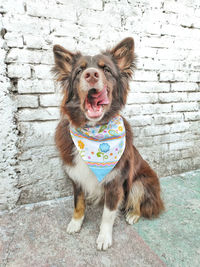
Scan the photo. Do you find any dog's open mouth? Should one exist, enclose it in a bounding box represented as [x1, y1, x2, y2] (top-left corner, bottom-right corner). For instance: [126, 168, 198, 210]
[85, 86, 109, 119]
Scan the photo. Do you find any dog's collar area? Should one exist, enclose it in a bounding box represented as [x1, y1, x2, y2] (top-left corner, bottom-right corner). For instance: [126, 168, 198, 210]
[70, 115, 126, 182]
[83, 115, 120, 132]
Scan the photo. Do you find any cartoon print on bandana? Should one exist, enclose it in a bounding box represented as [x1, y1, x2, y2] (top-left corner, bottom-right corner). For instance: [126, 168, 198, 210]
[70, 115, 126, 182]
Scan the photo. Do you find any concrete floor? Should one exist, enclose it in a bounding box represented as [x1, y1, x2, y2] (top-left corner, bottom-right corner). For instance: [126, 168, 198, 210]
[0, 169, 200, 267]
[134, 169, 200, 267]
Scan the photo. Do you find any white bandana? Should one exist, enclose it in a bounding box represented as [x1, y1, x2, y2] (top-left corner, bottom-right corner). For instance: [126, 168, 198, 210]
[70, 115, 126, 182]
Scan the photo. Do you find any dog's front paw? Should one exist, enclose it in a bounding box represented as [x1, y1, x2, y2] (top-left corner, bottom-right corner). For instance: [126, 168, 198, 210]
[126, 212, 140, 225]
[96, 229, 112, 250]
[67, 217, 84, 234]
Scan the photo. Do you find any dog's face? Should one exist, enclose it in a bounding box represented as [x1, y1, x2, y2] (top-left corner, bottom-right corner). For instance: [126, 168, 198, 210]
[53, 37, 136, 127]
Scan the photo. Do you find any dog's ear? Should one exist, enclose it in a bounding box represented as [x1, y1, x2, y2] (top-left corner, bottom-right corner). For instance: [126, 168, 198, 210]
[52, 45, 81, 81]
[110, 37, 136, 78]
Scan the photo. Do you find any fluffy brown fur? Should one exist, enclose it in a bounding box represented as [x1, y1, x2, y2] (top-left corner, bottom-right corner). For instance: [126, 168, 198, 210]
[53, 37, 164, 250]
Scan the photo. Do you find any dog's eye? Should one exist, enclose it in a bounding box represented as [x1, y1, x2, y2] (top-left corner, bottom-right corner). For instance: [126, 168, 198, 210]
[75, 68, 83, 76]
[103, 66, 111, 74]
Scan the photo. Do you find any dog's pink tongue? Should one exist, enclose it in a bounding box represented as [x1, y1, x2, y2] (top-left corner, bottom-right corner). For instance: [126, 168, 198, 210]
[87, 103, 102, 118]
[86, 86, 109, 118]
[91, 86, 109, 106]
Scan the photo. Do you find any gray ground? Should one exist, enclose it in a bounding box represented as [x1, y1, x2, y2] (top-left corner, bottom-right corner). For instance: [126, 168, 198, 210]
[1, 169, 200, 267]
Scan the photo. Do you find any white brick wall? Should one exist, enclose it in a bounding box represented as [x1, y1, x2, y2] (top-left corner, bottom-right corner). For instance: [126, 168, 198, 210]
[0, 0, 200, 210]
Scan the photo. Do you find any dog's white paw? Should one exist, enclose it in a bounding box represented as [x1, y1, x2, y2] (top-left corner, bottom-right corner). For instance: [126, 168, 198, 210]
[67, 217, 84, 234]
[96, 228, 112, 250]
[126, 213, 140, 225]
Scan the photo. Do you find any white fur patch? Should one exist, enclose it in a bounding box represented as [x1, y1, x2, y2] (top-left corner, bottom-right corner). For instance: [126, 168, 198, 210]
[96, 206, 117, 250]
[64, 150, 120, 202]
[67, 216, 84, 234]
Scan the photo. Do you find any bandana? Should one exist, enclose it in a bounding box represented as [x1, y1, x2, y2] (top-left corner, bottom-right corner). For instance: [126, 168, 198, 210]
[70, 115, 126, 182]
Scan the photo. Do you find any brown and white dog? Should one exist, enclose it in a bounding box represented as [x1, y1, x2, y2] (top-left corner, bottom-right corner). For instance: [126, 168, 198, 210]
[52, 37, 164, 250]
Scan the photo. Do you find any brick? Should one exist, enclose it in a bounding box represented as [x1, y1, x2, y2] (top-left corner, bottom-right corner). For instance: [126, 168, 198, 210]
[158, 92, 187, 103]
[39, 94, 62, 107]
[188, 92, 200, 101]
[142, 36, 174, 48]
[80, 0, 103, 10]
[18, 146, 58, 162]
[161, 24, 184, 37]
[2, 15, 50, 35]
[129, 115, 152, 127]
[27, 1, 76, 21]
[169, 141, 194, 151]
[134, 70, 158, 81]
[154, 113, 183, 125]
[184, 112, 200, 121]
[164, 1, 190, 14]
[170, 122, 191, 133]
[172, 102, 199, 112]
[174, 38, 200, 50]
[129, 82, 170, 93]
[159, 71, 174, 81]
[124, 103, 172, 116]
[0, 0, 25, 14]
[143, 23, 162, 35]
[189, 72, 200, 82]
[51, 36, 77, 51]
[18, 121, 57, 148]
[123, 105, 142, 116]
[23, 35, 44, 49]
[153, 133, 180, 145]
[7, 64, 31, 79]
[137, 47, 158, 59]
[157, 49, 186, 61]
[6, 49, 43, 64]
[18, 107, 60, 121]
[6, 48, 53, 65]
[17, 95, 38, 108]
[127, 93, 158, 104]
[159, 71, 189, 82]
[79, 9, 121, 28]
[193, 157, 200, 169]
[139, 58, 187, 72]
[171, 83, 199, 92]
[52, 22, 80, 38]
[18, 79, 55, 94]
[4, 33, 23, 48]
[41, 51, 54, 65]
[143, 125, 170, 136]
[143, 104, 172, 114]
[185, 121, 199, 133]
[33, 65, 52, 79]
[181, 148, 197, 159]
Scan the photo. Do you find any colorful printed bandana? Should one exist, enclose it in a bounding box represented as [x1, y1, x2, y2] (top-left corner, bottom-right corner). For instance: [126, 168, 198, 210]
[70, 115, 126, 182]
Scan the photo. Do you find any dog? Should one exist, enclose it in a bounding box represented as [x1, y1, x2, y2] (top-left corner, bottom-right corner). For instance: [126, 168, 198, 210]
[52, 37, 164, 250]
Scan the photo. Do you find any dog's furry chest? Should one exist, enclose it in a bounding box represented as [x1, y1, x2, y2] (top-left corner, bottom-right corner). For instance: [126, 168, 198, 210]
[63, 149, 119, 201]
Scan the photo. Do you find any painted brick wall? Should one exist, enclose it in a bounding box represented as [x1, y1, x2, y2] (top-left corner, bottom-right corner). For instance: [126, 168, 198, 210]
[0, 0, 200, 210]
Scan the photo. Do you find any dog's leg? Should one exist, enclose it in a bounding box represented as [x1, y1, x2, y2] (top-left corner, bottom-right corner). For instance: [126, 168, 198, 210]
[125, 180, 144, 224]
[125, 157, 164, 222]
[67, 182, 85, 234]
[96, 180, 123, 250]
